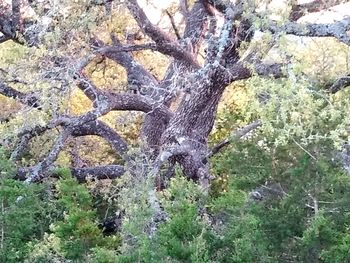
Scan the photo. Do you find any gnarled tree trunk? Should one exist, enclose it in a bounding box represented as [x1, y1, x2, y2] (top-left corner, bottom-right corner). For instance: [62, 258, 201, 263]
[0, 0, 349, 187]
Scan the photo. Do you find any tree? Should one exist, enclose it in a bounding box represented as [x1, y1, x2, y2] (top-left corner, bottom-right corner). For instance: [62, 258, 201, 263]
[1, 0, 350, 188]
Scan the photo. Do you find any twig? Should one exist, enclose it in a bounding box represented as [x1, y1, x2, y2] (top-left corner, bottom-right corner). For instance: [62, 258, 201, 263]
[166, 10, 181, 40]
[292, 138, 316, 160]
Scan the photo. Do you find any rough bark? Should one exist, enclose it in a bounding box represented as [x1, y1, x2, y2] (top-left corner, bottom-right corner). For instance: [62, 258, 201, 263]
[16, 165, 125, 183]
[1, 0, 349, 185]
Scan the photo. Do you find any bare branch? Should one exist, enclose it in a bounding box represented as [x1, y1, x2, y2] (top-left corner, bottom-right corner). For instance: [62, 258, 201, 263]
[166, 10, 181, 40]
[94, 36, 160, 97]
[290, 0, 347, 21]
[25, 129, 71, 183]
[0, 10, 14, 37]
[16, 165, 125, 182]
[97, 42, 158, 53]
[206, 120, 262, 159]
[328, 75, 350, 93]
[126, 0, 175, 43]
[221, 62, 284, 85]
[75, 75, 104, 104]
[10, 134, 33, 161]
[204, 1, 249, 67]
[9, 91, 171, 163]
[106, 92, 171, 116]
[0, 0, 33, 44]
[19, 116, 127, 183]
[70, 53, 107, 103]
[125, 0, 200, 68]
[205, 16, 218, 63]
[71, 52, 164, 120]
[50, 91, 171, 129]
[211, 8, 236, 65]
[12, 119, 129, 162]
[179, 0, 189, 16]
[0, 81, 40, 108]
[182, 1, 209, 55]
[71, 120, 129, 158]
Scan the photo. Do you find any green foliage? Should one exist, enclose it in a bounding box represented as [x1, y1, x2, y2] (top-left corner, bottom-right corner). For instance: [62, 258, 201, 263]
[114, 174, 211, 263]
[29, 170, 121, 262]
[244, 76, 350, 149]
[154, 176, 210, 262]
[214, 213, 271, 263]
[209, 173, 271, 262]
[212, 140, 273, 190]
[90, 247, 119, 263]
[321, 232, 350, 263]
[0, 149, 57, 263]
[210, 139, 350, 262]
[3, 141, 350, 263]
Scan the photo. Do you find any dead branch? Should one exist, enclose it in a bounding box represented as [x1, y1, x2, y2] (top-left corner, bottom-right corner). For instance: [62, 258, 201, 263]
[206, 120, 262, 159]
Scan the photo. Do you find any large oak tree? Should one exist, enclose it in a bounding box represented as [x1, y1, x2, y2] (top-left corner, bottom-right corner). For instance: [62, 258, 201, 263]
[1, 0, 350, 188]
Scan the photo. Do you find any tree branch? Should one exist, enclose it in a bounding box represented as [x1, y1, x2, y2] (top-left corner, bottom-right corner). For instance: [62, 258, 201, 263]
[166, 10, 181, 40]
[25, 129, 71, 183]
[20, 117, 129, 183]
[182, 1, 209, 55]
[9, 91, 170, 166]
[0, 81, 40, 108]
[268, 17, 350, 46]
[71, 120, 129, 158]
[0, 1, 36, 45]
[94, 36, 160, 98]
[125, 0, 200, 68]
[204, 1, 249, 67]
[97, 42, 158, 53]
[106, 92, 171, 117]
[11, 0, 21, 33]
[16, 165, 125, 183]
[221, 62, 284, 85]
[179, 0, 189, 17]
[206, 120, 262, 159]
[12, 119, 129, 162]
[290, 0, 347, 21]
[328, 75, 350, 93]
[204, 0, 234, 13]
[0, 11, 13, 38]
[75, 75, 104, 104]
